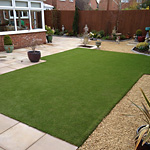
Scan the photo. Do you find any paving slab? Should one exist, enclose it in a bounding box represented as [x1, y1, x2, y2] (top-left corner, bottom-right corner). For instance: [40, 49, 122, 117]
[0, 67, 16, 74]
[28, 134, 78, 150]
[0, 123, 45, 150]
[0, 147, 4, 150]
[0, 114, 18, 134]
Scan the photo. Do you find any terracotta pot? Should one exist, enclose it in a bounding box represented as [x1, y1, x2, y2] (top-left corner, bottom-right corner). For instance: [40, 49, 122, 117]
[138, 36, 145, 42]
[136, 125, 150, 150]
[28, 51, 41, 62]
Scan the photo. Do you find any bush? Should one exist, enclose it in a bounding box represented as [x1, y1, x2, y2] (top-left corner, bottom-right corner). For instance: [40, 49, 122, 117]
[136, 42, 149, 52]
[45, 25, 55, 35]
[54, 29, 60, 35]
[120, 35, 126, 40]
[136, 29, 142, 36]
[98, 30, 105, 37]
[68, 31, 74, 36]
[72, 7, 79, 36]
[4, 35, 13, 45]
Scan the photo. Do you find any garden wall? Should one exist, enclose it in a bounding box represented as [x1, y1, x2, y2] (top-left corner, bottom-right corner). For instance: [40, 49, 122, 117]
[0, 31, 46, 51]
[45, 10, 150, 36]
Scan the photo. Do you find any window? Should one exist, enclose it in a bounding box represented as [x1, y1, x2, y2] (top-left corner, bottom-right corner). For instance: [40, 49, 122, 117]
[0, 0, 45, 34]
[31, 2, 41, 8]
[31, 11, 42, 29]
[137, 0, 142, 3]
[0, 10, 15, 32]
[60, 0, 66, 1]
[121, 0, 129, 3]
[16, 10, 30, 30]
[16, 1, 28, 7]
[0, 0, 12, 7]
[10, 10, 29, 19]
[69, 0, 74, 2]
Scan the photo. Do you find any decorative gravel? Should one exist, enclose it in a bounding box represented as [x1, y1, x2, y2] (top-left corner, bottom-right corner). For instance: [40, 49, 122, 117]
[78, 40, 150, 150]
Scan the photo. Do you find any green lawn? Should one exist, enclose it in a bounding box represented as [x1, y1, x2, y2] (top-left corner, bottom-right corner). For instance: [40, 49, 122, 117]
[0, 48, 150, 146]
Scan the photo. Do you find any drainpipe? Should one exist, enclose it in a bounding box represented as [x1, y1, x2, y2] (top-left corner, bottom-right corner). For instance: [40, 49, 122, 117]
[107, 0, 110, 10]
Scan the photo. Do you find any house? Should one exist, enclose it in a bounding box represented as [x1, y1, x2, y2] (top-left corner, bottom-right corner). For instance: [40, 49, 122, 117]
[0, 0, 48, 51]
[76, 0, 98, 10]
[45, 0, 75, 10]
[99, 0, 143, 10]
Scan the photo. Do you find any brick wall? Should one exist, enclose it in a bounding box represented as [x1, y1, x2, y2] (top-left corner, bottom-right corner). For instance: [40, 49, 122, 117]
[57, 0, 75, 10]
[0, 31, 46, 51]
[45, 0, 75, 10]
[99, 0, 142, 10]
[89, 0, 98, 10]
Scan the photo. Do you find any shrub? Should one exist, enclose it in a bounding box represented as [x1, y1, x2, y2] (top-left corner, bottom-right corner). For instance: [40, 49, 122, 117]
[45, 25, 55, 35]
[54, 29, 60, 35]
[136, 29, 142, 36]
[4, 35, 13, 45]
[68, 31, 74, 36]
[98, 30, 105, 37]
[72, 7, 79, 36]
[136, 42, 149, 52]
[120, 35, 126, 40]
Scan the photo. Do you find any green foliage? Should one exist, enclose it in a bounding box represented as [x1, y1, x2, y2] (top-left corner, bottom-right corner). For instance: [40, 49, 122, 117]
[120, 35, 126, 40]
[72, 7, 79, 36]
[4, 35, 13, 45]
[68, 31, 74, 36]
[54, 29, 60, 35]
[98, 30, 105, 37]
[136, 29, 142, 36]
[131, 89, 150, 149]
[136, 42, 149, 52]
[45, 25, 55, 35]
[141, 0, 150, 8]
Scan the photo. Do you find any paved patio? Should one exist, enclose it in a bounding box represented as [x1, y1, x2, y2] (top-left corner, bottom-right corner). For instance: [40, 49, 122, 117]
[0, 36, 136, 150]
[0, 36, 81, 75]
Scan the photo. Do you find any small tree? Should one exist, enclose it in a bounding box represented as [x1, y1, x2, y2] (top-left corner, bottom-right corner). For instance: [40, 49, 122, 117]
[72, 7, 79, 36]
[141, 0, 150, 9]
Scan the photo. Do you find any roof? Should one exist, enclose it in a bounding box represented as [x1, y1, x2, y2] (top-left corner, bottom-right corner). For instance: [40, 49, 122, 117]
[43, 3, 54, 10]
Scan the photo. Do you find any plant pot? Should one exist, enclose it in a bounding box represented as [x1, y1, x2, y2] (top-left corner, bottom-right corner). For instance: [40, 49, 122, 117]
[46, 35, 52, 43]
[138, 36, 145, 42]
[96, 41, 101, 49]
[136, 125, 150, 150]
[28, 51, 41, 62]
[4, 45, 14, 53]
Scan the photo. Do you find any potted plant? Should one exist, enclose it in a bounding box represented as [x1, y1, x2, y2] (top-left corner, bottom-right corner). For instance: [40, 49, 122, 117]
[4, 35, 14, 53]
[27, 40, 41, 62]
[45, 25, 55, 43]
[131, 89, 150, 150]
[136, 29, 145, 42]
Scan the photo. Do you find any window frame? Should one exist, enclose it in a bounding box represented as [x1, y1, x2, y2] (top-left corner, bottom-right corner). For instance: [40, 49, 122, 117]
[0, 0, 45, 35]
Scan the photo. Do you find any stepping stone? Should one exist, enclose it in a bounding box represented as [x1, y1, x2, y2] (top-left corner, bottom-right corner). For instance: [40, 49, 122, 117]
[28, 134, 78, 150]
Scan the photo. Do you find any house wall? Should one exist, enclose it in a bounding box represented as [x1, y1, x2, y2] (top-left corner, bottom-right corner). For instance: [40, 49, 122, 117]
[56, 0, 75, 10]
[45, 0, 75, 10]
[89, 0, 98, 10]
[0, 31, 46, 51]
[99, 0, 142, 10]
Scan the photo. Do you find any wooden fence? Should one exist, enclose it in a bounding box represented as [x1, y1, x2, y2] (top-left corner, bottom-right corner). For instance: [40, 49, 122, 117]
[45, 10, 150, 36]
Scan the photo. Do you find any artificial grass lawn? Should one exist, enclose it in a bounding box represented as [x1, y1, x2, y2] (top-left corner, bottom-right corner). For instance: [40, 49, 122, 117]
[0, 48, 150, 146]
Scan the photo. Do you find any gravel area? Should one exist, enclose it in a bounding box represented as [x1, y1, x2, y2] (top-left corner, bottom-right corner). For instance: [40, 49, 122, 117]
[78, 40, 150, 150]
